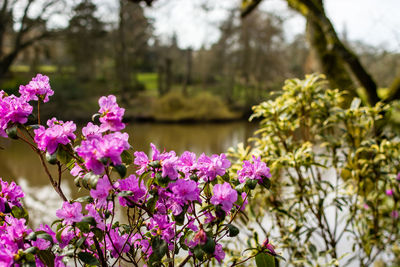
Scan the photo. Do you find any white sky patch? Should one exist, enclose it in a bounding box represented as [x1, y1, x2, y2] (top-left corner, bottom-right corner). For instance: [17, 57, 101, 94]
[146, 0, 400, 51]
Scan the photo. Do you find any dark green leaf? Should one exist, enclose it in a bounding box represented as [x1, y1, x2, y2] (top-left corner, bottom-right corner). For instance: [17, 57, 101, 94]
[121, 150, 133, 165]
[117, 191, 133, 197]
[255, 253, 276, 267]
[6, 125, 18, 139]
[46, 151, 58, 165]
[75, 196, 94, 203]
[11, 206, 29, 222]
[81, 216, 97, 226]
[193, 246, 205, 261]
[37, 250, 55, 267]
[113, 164, 127, 178]
[201, 236, 215, 254]
[227, 224, 240, 237]
[91, 228, 104, 240]
[36, 233, 54, 244]
[78, 252, 100, 266]
[76, 222, 90, 233]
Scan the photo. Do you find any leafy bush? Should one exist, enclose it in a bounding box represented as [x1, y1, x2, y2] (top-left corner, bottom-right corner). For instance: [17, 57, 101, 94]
[153, 91, 240, 121]
[0, 74, 277, 266]
[229, 74, 400, 266]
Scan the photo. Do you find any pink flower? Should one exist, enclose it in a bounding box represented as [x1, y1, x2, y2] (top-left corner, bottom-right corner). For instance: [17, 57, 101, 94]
[19, 74, 53, 102]
[90, 176, 113, 208]
[214, 243, 225, 263]
[116, 174, 147, 206]
[98, 95, 125, 132]
[106, 228, 131, 258]
[177, 151, 197, 176]
[161, 156, 179, 180]
[169, 179, 200, 206]
[56, 202, 83, 224]
[0, 93, 33, 135]
[86, 203, 105, 230]
[197, 153, 231, 181]
[76, 132, 130, 174]
[237, 156, 271, 183]
[391, 210, 399, 219]
[82, 122, 101, 140]
[262, 238, 276, 255]
[211, 182, 238, 213]
[34, 118, 76, 154]
[386, 189, 394, 196]
[134, 151, 149, 175]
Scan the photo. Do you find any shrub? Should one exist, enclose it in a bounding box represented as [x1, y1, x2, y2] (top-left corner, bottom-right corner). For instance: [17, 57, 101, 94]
[153, 91, 239, 121]
[0, 74, 277, 266]
[229, 74, 400, 266]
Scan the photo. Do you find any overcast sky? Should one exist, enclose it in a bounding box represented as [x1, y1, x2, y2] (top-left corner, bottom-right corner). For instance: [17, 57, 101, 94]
[145, 0, 400, 52]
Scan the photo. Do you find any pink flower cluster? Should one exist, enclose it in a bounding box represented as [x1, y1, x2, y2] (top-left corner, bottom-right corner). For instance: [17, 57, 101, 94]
[75, 96, 129, 174]
[237, 155, 271, 183]
[19, 74, 54, 103]
[0, 178, 65, 266]
[0, 76, 277, 266]
[0, 179, 24, 212]
[0, 93, 33, 137]
[34, 118, 76, 154]
[0, 74, 53, 138]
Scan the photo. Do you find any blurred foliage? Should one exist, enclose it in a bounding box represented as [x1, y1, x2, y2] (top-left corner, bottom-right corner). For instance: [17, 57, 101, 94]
[228, 74, 400, 266]
[152, 91, 240, 122]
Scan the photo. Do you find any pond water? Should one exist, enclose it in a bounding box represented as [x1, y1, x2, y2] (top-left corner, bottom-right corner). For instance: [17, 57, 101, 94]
[0, 121, 257, 226]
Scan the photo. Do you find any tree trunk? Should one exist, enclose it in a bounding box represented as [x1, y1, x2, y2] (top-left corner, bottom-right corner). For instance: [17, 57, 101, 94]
[306, 15, 355, 95]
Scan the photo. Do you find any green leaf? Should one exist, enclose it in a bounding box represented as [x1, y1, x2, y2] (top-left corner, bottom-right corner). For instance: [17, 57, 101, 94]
[91, 227, 104, 240]
[246, 179, 258, 190]
[121, 150, 133, 165]
[172, 211, 185, 225]
[81, 216, 97, 226]
[36, 233, 54, 244]
[75, 236, 86, 248]
[37, 250, 55, 267]
[75, 196, 94, 203]
[147, 196, 158, 214]
[201, 236, 215, 254]
[151, 236, 168, 261]
[227, 224, 240, 237]
[56, 227, 66, 243]
[255, 253, 276, 267]
[26, 232, 37, 241]
[76, 222, 91, 233]
[117, 191, 133, 197]
[46, 151, 58, 165]
[6, 125, 18, 139]
[24, 247, 38, 254]
[57, 146, 72, 165]
[261, 178, 271, 190]
[193, 246, 205, 261]
[11, 206, 29, 222]
[113, 164, 127, 178]
[78, 252, 100, 266]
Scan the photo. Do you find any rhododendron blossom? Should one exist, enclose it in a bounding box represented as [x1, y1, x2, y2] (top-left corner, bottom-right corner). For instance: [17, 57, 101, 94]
[237, 155, 271, 183]
[34, 118, 76, 154]
[210, 182, 238, 212]
[56, 202, 83, 224]
[0, 75, 277, 266]
[19, 74, 53, 102]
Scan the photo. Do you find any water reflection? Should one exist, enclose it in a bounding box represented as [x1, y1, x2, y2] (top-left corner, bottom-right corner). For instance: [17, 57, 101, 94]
[0, 121, 257, 227]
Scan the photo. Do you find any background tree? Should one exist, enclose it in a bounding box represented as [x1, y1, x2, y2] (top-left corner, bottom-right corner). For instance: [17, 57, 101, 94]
[0, 0, 64, 80]
[241, 0, 400, 105]
[67, 0, 105, 81]
[115, 0, 152, 101]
